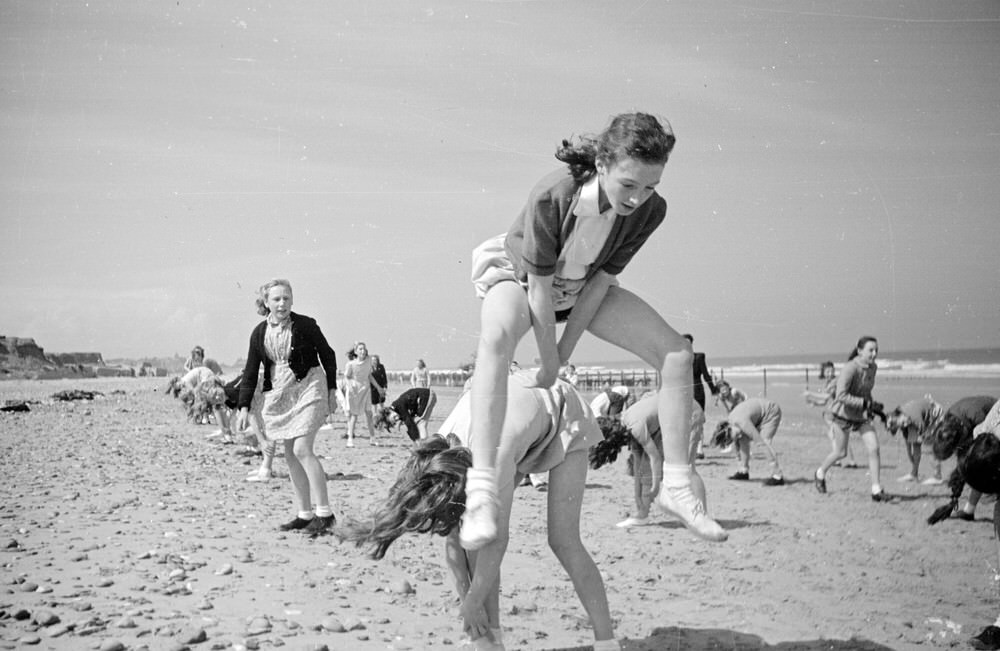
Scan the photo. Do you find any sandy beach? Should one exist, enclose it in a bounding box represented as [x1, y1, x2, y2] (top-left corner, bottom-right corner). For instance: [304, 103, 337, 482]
[2, 375, 1000, 650]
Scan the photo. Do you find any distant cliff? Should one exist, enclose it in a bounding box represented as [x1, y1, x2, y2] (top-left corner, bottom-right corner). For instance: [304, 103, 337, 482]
[0, 335, 133, 380]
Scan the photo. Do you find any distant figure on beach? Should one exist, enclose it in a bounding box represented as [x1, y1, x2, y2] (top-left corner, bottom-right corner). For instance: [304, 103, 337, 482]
[712, 397, 785, 486]
[410, 359, 430, 388]
[235, 278, 339, 537]
[589, 392, 714, 531]
[885, 396, 945, 484]
[183, 345, 223, 375]
[369, 354, 388, 415]
[683, 334, 717, 459]
[462, 112, 724, 552]
[814, 336, 891, 502]
[374, 387, 437, 442]
[589, 385, 632, 419]
[563, 363, 579, 387]
[338, 373, 623, 651]
[344, 342, 378, 447]
[714, 380, 747, 413]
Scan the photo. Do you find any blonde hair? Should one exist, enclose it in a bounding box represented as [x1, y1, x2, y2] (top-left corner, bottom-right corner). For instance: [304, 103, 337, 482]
[255, 278, 293, 316]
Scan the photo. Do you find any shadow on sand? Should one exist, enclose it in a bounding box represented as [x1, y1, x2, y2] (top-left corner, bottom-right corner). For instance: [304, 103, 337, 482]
[544, 625, 898, 650]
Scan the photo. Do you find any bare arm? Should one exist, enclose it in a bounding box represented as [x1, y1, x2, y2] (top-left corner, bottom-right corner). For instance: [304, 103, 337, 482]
[526, 273, 560, 388]
[557, 270, 617, 365]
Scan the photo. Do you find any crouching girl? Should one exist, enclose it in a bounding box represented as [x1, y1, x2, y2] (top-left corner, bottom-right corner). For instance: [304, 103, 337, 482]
[337, 373, 620, 651]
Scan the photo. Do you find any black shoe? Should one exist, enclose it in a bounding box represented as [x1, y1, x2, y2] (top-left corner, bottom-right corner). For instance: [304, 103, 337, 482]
[279, 516, 314, 532]
[305, 514, 336, 537]
[728, 471, 750, 481]
[695, 452, 705, 460]
[762, 476, 785, 486]
[871, 490, 892, 503]
[971, 625, 1000, 650]
[956, 510, 976, 521]
[814, 471, 827, 494]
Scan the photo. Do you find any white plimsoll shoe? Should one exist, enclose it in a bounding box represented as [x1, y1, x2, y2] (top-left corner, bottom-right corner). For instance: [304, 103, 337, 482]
[656, 484, 728, 542]
[896, 473, 917, 483]
[921, 476, 945, 485]
[615, 516, 651, 528]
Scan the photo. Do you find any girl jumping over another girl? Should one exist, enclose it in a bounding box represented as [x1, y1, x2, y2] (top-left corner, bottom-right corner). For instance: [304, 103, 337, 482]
[462, 112, 725, 550]
[236, 279, 340, 536]
[338, 373, 621, 651]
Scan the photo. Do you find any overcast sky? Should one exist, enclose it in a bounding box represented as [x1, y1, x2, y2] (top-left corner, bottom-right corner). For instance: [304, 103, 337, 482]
[2, 1, 998, 370]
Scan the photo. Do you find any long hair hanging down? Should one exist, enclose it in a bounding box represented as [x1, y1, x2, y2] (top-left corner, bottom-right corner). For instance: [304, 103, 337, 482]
[372, 406, 395, 433]
[335, 436, 471, 560]
[710, 420, 733, 448]
[589, 417, 634, 469]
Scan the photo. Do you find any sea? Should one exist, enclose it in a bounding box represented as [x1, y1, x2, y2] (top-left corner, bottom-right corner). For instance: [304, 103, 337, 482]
[582, 346, 1000, 380]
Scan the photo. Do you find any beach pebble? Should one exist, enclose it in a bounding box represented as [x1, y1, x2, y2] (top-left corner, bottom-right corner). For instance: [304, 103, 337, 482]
[320, 616, 345, 632]
[4, 539, 19, 549]
[114, 616, 137, 628]
[18, 582, 38, 592]
[96, 577, 114, 587]
[215, 563, 233, 575]
[342, 616, 366, 631]
[70, 601, 92, 612]
[45, 624, 71, 638]
[390, 579, 414, 595]
[17, 635, 41, 645]
[196, 599, 212, 610]
[99, 641, 126, 651]
[246, 616, 271, 635]
[179, 627, 207, 644]
[34, 610, 59, 626]
[13, 608, 30, 620]
[236, 549, 253, 563]
[168, 568, 186, 581]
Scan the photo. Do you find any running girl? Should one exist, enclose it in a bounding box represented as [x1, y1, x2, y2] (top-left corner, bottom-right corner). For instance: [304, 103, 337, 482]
[236, 279, 340, 536]
[462, 112, 724, 550]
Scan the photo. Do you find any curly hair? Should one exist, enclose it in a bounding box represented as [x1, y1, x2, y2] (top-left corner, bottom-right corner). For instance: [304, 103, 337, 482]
[932, 413, 972, 461]
[334, 435, 471, 560]
[555, 112, 675, 183]
[372, 406, 396, 433]
[255, 278, 292, 316]
[589, 416, 634, 469]
[710, 420, 733, 448]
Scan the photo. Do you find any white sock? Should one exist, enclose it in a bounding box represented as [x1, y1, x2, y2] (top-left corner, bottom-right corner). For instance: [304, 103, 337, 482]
[662, 463, 692, 488]
[298, 510, 314, 520]
[816, 467, 825, 480]
[315, 505, 333, 518]
[871, 484, 882, 495]
[466, 467, 498, 496]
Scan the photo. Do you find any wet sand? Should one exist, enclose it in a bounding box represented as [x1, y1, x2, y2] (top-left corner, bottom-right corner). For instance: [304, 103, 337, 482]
[2, 375, 1000, 650]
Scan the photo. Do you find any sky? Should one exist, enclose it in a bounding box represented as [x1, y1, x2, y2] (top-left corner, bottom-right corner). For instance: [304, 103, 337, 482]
[2, 0, 999, 371]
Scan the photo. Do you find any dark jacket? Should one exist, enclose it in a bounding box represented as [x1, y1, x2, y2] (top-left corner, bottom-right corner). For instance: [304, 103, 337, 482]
[370, 363, 388, 404]
[237, 312, 337, 409]
[391, 388, 434, 441]
[691, 352, 716, 408]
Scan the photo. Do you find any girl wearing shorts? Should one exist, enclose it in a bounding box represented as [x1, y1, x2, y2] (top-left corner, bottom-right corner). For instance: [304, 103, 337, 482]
[814, 336, 890, 501]
[461, 112, 725, 551]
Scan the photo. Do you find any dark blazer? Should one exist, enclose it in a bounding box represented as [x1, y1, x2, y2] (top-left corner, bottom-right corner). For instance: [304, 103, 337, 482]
[691, 352, 717, 407]
[237, 312, 338, 409]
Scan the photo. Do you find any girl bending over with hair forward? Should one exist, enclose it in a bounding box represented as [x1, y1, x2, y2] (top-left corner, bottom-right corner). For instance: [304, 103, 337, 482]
[338, 373, 621, 651]
[590, 392, 713, 530]
[463, 111, 724, 551]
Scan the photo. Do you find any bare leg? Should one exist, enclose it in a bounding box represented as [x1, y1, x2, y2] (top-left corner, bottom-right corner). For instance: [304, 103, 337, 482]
[860, 425, 882, 493]
[291, 432, 330, 509]
[547, 451, 615, 643]
[586, 287, 725, 541]
[346, 414, 357, 445]
[463, 282, 532, 550]
[284, 439, 313, 514]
